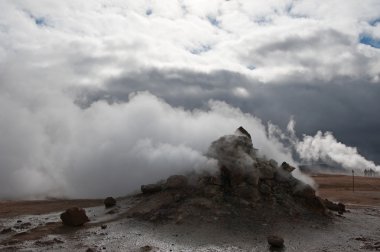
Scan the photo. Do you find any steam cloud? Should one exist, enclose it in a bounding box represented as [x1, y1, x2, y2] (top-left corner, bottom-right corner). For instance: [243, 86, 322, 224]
[0, 90, 300, 199]
[278, 118, 380, 172]
[296, 131, 380, 171]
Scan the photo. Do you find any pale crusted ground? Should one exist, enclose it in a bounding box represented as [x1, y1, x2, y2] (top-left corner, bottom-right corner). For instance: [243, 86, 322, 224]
[1, 174, 380, 252]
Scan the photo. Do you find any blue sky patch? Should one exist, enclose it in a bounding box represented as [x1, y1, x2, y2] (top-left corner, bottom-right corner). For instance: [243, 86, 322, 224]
[34, 17, 47, 26]
[146, 9, 152, 16]
[190, 44, 212, 55]
[207, 16, 220, 27]
[247, 65, 256, 70]
[369, 18, 380, 26]
[359, 35, 380, 48]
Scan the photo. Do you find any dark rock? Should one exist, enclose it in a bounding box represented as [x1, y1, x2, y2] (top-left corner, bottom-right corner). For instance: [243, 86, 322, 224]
[246, 172, 259, 186]
[166, 175, 188, 189]
[235, 184, 260, 200]
[257, 162, 275, 179]
[141, 184, 162, 194]
[274, 170, 292, 182]
[281, 162, 295, 173]
[258, 181, 272, 195]
[104, 197, 116, 208]
[338, 202, 346, 212]
[0, 228, 12, 234]
[86, 248, 97, 252]
[14, 222, 31, 229]
[198, 175, 222, 186]
[203, 185, 221, 198]
[236, 126, 251, 139]
[101, 224, 107, 229]
[267, 235, 284, 248]
[34, 238, 64, 246]
[269, 159, 278, 168]
[60, 207, 90, 226]
[324, 199, 346, 213]
[190, 198, 213, 209]
[140, 245, 159, 252]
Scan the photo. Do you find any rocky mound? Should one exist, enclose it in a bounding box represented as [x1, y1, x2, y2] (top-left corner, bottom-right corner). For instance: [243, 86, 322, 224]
[127, 127, 327, 223]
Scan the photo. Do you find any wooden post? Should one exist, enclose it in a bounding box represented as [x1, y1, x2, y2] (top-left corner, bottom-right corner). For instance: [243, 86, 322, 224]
[352, 170, 355, 192]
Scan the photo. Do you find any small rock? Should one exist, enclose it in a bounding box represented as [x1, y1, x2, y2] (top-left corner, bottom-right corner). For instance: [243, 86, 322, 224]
[267, 235, 284, 248]
[0, 228, 12, 234]
[324, 199, 345, 213]
[141, 184, 162, 194]
[34, 238, 64, 246]
[140, 245, 159, 252]
[60, 207, 90, 227]
[236, 126, 251, 139]
[104, 197, 116, 208]
[86, 248, 97, 252]
[14, 222, 31, 230]
[281, 162, 295, 173]
[101, 224, 107, 229]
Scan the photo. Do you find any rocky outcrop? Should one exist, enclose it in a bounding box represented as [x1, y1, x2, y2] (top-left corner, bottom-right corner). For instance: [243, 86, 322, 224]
[128, 127, 326, 223]
[60, 207, 90, 226]
[141, 184, 162, 194]
[104, 197, 116, 208]
[323, 199, 346, 214]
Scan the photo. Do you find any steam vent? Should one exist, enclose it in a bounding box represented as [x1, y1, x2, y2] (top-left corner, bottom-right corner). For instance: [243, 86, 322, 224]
[127, 127, 327, 223]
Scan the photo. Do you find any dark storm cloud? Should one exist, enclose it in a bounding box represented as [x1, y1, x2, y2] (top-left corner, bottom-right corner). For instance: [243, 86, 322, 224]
[79, 68, 380, 164]
[75, 68, 253, 109]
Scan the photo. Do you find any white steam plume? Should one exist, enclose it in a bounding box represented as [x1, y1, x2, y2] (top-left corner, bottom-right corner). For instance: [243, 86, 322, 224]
[283, 118, 380, 172]
[0, 89, 298, 199]
[296, 131, 380, 172]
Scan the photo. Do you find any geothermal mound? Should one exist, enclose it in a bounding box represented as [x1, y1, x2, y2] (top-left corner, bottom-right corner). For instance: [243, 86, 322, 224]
[127, 127, 326, 223]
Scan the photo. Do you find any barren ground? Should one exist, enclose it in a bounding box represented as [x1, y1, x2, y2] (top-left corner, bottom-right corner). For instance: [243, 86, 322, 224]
[313, 174, 380, 206]
[1, 174, 380, 252]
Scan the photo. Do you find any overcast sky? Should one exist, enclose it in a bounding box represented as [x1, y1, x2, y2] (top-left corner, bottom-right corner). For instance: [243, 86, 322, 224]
[1, 0, 380, 199]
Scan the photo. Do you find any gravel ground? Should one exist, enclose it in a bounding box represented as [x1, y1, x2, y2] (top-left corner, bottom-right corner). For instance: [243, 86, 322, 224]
[1, 199, 380, 252]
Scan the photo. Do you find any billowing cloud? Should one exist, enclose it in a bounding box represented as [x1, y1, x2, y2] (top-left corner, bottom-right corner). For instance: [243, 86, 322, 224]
[0, 90, 297, 199]
[296, 131, 380, 171]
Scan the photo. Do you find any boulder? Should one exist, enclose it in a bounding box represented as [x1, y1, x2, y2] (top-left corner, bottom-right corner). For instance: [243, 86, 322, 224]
[0, 228, 12, 234]
[104, 197, 116, 208]
[267, 235, 284, 248]
[60, 207, 89, 226]
[141, 184, 162, 194]
[166, 175, 188, 190]
[323, 199, 346, 213]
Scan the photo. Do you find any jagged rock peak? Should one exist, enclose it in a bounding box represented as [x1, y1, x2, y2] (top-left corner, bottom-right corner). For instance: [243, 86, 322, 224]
[235, 126, 251, 139]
